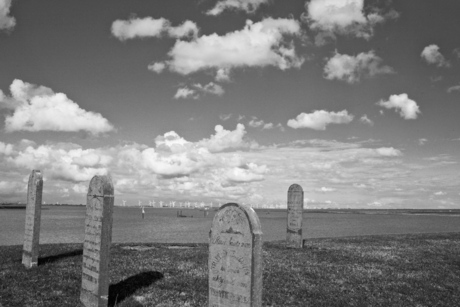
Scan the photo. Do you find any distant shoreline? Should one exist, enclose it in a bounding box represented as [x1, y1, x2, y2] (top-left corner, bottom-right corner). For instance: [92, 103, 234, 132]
[1, 204, 459, 215]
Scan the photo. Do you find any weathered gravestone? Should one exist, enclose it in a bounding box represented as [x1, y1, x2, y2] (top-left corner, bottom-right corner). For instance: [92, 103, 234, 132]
[286, 184, 304, 248]
[22, 170, 43, 268]
[209, 203, 263, 307]
[80, 175, 114, 307]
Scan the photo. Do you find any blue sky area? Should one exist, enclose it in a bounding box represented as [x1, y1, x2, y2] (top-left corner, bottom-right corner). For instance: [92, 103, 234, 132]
[0, 0, 459, 208]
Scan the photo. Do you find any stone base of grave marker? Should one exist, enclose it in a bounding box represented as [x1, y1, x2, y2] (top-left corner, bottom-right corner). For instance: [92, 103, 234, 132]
[80, 175, 114, 307]
[22, 170, 43, 268]
[209, 203, 263, 307]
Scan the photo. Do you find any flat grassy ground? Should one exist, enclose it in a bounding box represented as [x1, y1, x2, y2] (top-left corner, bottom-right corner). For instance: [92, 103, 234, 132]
[1, 233, 460, 306]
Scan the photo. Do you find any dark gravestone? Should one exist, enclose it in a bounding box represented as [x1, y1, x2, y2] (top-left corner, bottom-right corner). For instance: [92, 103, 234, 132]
[286, 184, 304, 248]
[209, 203, 263, 307]
[22, 170, 43, 268]
[80, 175, 114, 307]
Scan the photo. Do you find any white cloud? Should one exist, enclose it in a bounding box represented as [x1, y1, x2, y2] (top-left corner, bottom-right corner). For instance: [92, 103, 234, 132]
[315, 187, 336, 192]
[421, 45, 450, 68]
[196, 124, 256, 152]
[157, 18, 303, 77]
[225, 167, 264, 183]
[148, 62, 166, 73]
[174, 87, 198, 99]
[0, 0, 15, 31]
[377, 93, 420, 120]
[418, 138, 428, 146]
[167, 20, 199, 38]
[360, 114, 374, 126]
[262, 123, 274, 130]
[434, 191, 446, 196]
[375, 147, 402, 157]
[0, 141, 13, 155]
[9, 144, 110, 182]
[111, 17, 198, 41]
[324, 51, 394, 83]
[219, 114, 232, 121]
[249, 117, 264, 128]
[111, 17, 168, 40]
[447, 84, 460, 93]
[193, 82, 225, 96]
[215, 68, 231, 82]
[305, 0, 398, 41]
[206, 0, 269, 15]
[287, 110, 354, 130]
[1, 80, 114, 135]
[248, 117, 276, 130]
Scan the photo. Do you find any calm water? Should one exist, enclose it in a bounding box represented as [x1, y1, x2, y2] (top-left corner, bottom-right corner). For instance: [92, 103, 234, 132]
[1, 206, 460, 246]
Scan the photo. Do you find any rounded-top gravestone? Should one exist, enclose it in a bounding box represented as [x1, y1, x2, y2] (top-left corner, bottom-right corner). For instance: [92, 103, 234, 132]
[286, 184, 304, 248]
[209, 203, 263, 307]
[22, 169, 43, 268]
[80, 175, 114, 307]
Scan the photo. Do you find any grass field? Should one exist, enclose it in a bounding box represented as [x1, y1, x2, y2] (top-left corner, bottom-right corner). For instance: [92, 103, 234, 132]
[1, 233, 460, 306]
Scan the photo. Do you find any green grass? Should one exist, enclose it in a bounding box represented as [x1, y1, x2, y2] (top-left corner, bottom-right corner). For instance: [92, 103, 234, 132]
[1, 233, 460, 306]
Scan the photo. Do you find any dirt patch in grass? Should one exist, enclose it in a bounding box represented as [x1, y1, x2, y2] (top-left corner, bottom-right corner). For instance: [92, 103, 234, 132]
[1, 233, 460, 306]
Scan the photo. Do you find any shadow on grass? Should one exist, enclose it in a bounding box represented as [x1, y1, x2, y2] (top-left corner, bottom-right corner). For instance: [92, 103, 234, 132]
[37, 249, 83, 265]
[108, 271, 164, 306]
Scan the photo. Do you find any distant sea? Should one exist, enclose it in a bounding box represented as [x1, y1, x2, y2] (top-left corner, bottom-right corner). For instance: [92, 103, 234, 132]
[1, 206, 460, 246]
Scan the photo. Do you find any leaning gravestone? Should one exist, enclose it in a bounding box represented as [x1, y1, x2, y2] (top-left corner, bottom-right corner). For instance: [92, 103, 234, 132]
[80, 175, 114, 307]
[22, 170, 43, 268]
[286, 184, 304, 248]
[209, 203, 263, 307]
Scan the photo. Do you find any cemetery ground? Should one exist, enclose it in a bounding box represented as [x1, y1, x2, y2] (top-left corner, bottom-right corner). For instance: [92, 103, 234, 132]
[1, 232, 460, 306]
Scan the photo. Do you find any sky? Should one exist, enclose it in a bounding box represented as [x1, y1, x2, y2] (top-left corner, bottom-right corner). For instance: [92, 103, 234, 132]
[0, 0, 459, 208]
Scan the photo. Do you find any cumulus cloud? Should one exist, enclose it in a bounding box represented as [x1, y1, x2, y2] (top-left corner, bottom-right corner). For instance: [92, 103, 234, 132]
[375, 147, 402, 157]
[447, 84, 460, 93]
[287, 110, 354, 130]
[111, 17, 198, 41]
[196, 124, 256, 152]
[206, 0, 269, 16]
[155, 18, 303, 78]
[377, 93, 420, 120]
[193, 82, 225, 96]
[360, 114, 374, 126]
[0, 0, 15, 31]
[1, 80, 114, 135]
[166, 20, 199, 38]
[248, 117, 277, 130]
[9, 144, 111, 182]
[0, 141, 13, 155]
[225, 167, 264, 183]
[324, 51, 394, 83]
[174, 87, 198, 99]
[148, 62, 166, 73]
[421, 45, 450, 68]
[305, 0, 399, 42]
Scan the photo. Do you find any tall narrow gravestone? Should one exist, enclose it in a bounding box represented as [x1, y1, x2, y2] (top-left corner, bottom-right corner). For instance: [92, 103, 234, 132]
[80, 175, 114, 307]
[22, 170, 43, 268]
[209, 203, 263, 307]
[286, 184, 304, 248]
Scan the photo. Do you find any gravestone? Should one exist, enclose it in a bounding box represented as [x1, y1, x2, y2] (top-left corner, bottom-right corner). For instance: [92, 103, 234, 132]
[80, 175, 114, 307]
[286, 184, 304, 248]
[22, 170, 43, 268]
[209, 203, 263, 307]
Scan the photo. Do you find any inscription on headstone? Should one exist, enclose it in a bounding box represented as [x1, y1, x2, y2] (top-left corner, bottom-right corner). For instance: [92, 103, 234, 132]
[286, 184, 304, 248]
[80, 175, 114, 307]
[209, 203, 263, 307]
[22, 170, 43, 268]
